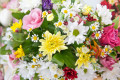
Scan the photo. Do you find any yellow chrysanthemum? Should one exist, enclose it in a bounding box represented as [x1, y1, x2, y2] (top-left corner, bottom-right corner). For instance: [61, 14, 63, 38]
[39, 31, 68, 61]
[14, 45, 25, 58]
[11, 19, 22, 32]
[75, 47, 91, 68]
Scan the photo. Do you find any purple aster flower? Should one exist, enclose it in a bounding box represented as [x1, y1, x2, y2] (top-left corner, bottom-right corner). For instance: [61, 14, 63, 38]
[42, 0, 53, 11]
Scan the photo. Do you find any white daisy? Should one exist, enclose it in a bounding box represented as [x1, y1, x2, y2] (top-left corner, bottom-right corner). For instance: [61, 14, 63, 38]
[61, 8, 69, 18]
[31, 34, 39, 42]
[101, 51, 107, 58]
[65, 21, 89, 45]
[19, 0, 42, 13]
[95, 31, 101, 39]
[90, 22, 99, 31]
[97, 4, 112, 25]
[42, 11, 48, 18]
[103, 45, 113, 55]
[75, 64, 97, 80]
[101, 62, 120, 80]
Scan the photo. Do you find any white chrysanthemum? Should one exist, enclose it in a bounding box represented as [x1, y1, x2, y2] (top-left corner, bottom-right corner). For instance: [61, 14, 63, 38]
[17, 61, 35, 80]
[65, 21, 89, 45]
[49, 64, 58, 74]
[0, 9, 12, 26]
[75, 64, 97, 80]
[19, 0, 42, 13]
[97, 4, 112, 25]
[101, 62, 120, 80]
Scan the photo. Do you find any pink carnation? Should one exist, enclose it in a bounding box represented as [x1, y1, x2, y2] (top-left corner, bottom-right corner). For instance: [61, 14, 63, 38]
[22, 8, 44, 30]
[99, 23, 120, 47]
[100, 56, 116, 70]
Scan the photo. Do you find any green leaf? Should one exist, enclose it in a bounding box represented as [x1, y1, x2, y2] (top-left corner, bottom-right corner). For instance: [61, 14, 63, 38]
[52, 9, 58, 22]
[0, 45, 11, 55]
[113, 17, 119, 29]
[109, 51, 117, 60]
[117, 5, 120, 11]
[12, 32, 27, 42]
[109, 9, 115, 12]
[8, 40, 23, 48]
[12, 11, 30, 19]
[51, 0, 62, 3]
[33, 73, 39, 80]
[52, 53, 64, 67]
[72, 42, 84, 48]
[71, 0, 75, 3]
[84, 21, 95, 26]
[115, 46, 120, 52]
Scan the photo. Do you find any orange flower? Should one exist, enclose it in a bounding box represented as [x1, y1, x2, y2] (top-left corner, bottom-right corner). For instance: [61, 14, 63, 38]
[90, 40, 102, 58]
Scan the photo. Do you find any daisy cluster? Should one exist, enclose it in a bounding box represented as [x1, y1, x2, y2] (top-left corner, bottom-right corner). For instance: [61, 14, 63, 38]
[0, 0, 120, 80]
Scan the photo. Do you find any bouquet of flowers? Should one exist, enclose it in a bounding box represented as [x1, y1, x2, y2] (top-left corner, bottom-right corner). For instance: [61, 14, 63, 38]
[0, 0, 120, 80]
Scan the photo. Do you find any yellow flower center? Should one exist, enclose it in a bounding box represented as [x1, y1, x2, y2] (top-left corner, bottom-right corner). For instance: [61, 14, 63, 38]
[32, 65, 35, 68]
[41, 78, 44, 80]
[109, 50, 112, 53]
[86, 38, 89, 41]
[33, 36, 37, 40]
[70, 13, 73, 17]
[101, 52, 105, 56]
[54, 74, 58, 78]
[64, 10, 68, 13]
[29, 28, 32, 32]
[42, 11, 47, 18]
[58, 22, 62, 26]
[60, 78, 65, 80]
[33, 58, 36, 62]
[39, 54, 43, 57]
[105, 48, 108, 52]
[73, 29, 79, 36]
[92, 26, 96, 30]
[95, 33, 99, 37]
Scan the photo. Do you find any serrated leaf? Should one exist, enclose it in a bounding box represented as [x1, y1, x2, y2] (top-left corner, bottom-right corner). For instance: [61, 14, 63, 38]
[8, 40, 22, 48]
[33, 73, 39, 80]
[113, 17, 119, 29]
[52, 9, 58, 22]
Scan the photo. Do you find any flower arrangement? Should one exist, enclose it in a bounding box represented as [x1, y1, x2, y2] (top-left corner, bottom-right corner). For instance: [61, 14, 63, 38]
[0, 0, 120, 80]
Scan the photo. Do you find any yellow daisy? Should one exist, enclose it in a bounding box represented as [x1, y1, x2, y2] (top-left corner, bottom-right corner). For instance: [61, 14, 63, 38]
[11, 19, 22, 32]
[39, 31, 68, 61]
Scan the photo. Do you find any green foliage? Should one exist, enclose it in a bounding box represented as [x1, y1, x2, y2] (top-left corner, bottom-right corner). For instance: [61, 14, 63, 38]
[115, 46, 120, 52]
[113, 17, 119, 29]
[33, 73, 39, 80]
[52, 9, 58, 22]
[0, 45, 11, 55]
[12, 11, 30, 20]
[51, 0, 62, 4]
[52, 49, 76, 68]
[84, 21, 95, 26]
[12, 32, 27, 42]
[109, 51, 117, 60]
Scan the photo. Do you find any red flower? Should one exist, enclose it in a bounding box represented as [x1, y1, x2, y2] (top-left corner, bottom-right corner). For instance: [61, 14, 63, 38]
[86, 14, 96, 21]
[63, 67, 78, 80]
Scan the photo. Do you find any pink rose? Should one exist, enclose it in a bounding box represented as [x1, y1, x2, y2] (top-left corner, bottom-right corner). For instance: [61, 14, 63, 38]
[22, 8, 44, 30]
[9, 51, 20, 68]
[13, 74, 20, 80]
[99, 23, 120, 47]
[100, 56, 116, 70]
